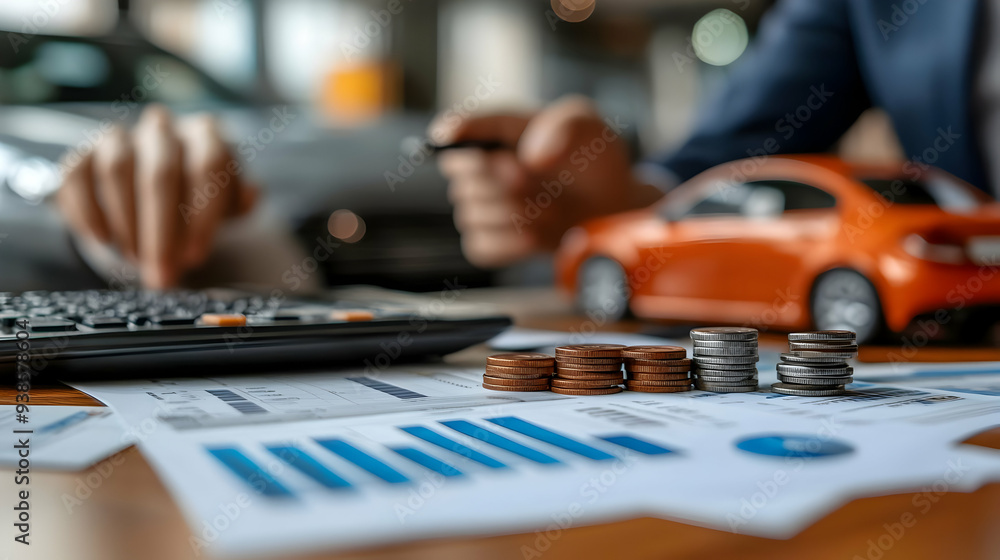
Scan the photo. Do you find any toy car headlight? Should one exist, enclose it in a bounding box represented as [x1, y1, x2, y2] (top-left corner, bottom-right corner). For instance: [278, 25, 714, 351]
[902, 233, 966, 264]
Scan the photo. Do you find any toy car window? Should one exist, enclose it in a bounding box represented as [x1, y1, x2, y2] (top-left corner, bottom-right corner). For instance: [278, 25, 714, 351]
[860, 179, 939, 205]
[745, 180, 837, 211]
[861, 176, 985, 211]
[682, 183, 751, 217]
[677, 180, 836, 219]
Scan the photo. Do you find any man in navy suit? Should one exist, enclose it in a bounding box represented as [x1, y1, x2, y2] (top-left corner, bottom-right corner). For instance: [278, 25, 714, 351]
[434, 0, 994, 267]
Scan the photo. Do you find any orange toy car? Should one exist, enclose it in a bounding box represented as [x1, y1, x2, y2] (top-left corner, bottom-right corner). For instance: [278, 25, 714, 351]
[556, 155, 1000, 343]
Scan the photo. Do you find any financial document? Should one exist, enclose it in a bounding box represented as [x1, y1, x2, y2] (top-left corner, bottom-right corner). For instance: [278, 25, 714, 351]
[0, 406, 132, 470]
[71, 362, 1000, 558]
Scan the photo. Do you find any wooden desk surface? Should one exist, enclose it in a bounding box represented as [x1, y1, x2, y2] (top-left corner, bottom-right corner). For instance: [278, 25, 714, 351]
[4, 287, 1000, 560]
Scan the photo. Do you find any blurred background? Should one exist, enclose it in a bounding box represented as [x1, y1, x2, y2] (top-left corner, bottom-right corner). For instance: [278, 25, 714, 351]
[0, 0, 901, 292]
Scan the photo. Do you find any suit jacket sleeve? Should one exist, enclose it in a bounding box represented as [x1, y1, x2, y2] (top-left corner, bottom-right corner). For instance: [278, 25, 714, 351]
[659, 0, 872, 181]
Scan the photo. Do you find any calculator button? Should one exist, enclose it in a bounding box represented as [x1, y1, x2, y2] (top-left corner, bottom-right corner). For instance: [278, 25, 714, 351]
[200, 314, 247, 327]
[152, 315, 197, 326]
[27, 318, 77, 332]
[329, 310, 375, 322]
[0, 312, 22, 328]
[83, 316, 129, 329]
[127, 313, 151, 326]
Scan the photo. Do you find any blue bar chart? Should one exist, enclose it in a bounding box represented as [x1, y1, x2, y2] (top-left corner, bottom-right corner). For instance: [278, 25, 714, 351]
[206, 416, 677, 497]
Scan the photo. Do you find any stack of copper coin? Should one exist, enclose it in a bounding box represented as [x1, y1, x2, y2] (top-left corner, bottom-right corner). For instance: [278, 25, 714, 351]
[551, 344, 625, 395]
[483, 353, 554, 392]
[622, 345, 692, 393]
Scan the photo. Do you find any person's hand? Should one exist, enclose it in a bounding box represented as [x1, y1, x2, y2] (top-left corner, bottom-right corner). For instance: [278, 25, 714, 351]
[56, 105, 257, 288]
[431, 95, 663, 268]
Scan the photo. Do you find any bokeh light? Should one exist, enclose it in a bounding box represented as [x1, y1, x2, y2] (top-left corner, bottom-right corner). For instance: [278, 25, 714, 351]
[551, 0, 596, 23]
[328, 209, 367, 243]
[691, 9, 749, 67]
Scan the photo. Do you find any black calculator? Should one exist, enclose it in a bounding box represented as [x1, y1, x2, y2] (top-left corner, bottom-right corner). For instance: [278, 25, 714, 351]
[0, 286, 510, 379]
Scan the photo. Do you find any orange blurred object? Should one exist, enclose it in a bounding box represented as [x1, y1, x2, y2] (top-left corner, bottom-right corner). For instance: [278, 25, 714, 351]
[329, 310, 376, 322]
[200, 314, 248, 327]
[320, 61, 399, 123]
[556, 155, 1000, 343]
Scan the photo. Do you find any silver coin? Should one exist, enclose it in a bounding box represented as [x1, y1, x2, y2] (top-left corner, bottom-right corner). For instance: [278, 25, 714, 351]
[779, 352, 849, 365]
[690, 327, 758, 341]
[695, 376, 758, 385]
[789, 349, 857, 359]
[692, 339, 758, 348]
[777, 374, 853, 385]
[694, 355, 760, 366]
[788, 330, 856, 341]
[695, 382, 758, 393]
[788, 341, 859, 352]
[770, 382, 847, 396]
[694, 367, 759, 377]
[776, 363, 853, 377]
[693, 346, 759, 357]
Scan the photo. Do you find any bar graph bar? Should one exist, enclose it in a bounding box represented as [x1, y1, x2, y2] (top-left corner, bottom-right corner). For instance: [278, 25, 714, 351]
[266, 445, 353, 489]
[598, 435, 674, 456]
[399, 426, 508, 469]
[207, 447, 293, 497]
[315, 439, 410, 483]
[392, 447, 464, 477]
[346, 377, 426, 399]
[486, 417, 615, 461]
[439, 420, 561, 464]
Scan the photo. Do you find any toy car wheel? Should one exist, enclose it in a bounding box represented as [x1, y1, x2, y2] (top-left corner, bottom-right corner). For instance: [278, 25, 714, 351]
[577, 257, 630, 321]
[811, 269, 883, 343]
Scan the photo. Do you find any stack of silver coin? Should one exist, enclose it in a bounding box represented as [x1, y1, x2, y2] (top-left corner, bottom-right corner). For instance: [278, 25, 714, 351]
[772, 330, 857, 396]
[690, 327, 759, 393]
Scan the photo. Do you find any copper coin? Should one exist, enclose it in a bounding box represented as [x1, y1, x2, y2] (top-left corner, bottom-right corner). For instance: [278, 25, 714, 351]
[482, 375, 550, 387]
[626, 372, 692, 381]
[621, 345, 686, 360]
[485, 365, 554, 376]
[551, 378, 623, 389]
[482, 382, 551, 392]
[484, 370, 552, 380]
[554, 344, 626, 358]
[551, 386, 623, 396]
[624, 358, 691, 368]
[555, 356, 623, 365]
[486, 353, 555, 367]
[624, 382, 692, 393]
[626, 364, 691, 374]
[556, 362, 623, 372]
[625, 378, 693, 387]
[554, 371, 624, 380]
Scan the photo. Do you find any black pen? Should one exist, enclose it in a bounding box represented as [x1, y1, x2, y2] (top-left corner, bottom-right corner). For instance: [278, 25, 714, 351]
[430, 140, 508, 153]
